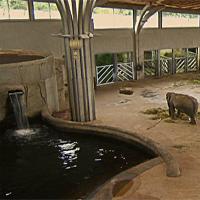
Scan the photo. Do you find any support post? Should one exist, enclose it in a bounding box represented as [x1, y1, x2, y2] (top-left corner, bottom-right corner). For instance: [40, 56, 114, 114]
[132, 9, 137, 80]
[133, 4, 165, 79]
[28, 0, 35, 21]
[56, 0, 96, 122]
[185, 48, 188, 72]
[198, 48, 200, 71]
[156, 50, 161, 77]
[113, 53, 118, 82]
[6, 0, 10, 19]
[158, 11, 162, 29]
[172, 49, 176, 74]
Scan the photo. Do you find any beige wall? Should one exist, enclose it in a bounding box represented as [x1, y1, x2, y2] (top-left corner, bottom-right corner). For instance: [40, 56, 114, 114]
[94, 28, 200, 54]
[0, 20, 200, 57]
[0, 20, 63, 57]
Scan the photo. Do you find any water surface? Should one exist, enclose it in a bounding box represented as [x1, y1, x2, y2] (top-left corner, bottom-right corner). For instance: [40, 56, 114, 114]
[0, 125, 155, 199]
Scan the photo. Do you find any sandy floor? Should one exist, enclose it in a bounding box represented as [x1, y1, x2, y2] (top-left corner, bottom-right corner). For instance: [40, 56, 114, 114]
[95, 72, 200, 200]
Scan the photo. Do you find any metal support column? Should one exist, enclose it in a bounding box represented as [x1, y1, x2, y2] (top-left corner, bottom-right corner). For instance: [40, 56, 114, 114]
[156, 50, 161, 77]
[172, 49, 176, 74]
[28, 0, 35, 21]
[185, 48, 188, 72]
[56, 0, 96, 122]
[134, 4, 165, 79]
[132, 9, 137, 80]
[198, 48, 200, 71]
[158, 11, 162, 29]
[113, 53, 118, 81]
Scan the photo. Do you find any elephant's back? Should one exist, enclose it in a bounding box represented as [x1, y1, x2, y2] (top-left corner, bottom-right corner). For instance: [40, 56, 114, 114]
[174, 94, 197, 115]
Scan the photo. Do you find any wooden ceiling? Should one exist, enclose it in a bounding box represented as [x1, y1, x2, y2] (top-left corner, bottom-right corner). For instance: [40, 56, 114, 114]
[96, 0, 200, 13]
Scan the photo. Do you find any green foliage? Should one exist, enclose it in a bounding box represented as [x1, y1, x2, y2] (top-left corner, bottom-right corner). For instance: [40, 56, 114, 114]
[93, 8, 113, 14]
[117, 53, 129, 62]
[9, 0, 27, 10]
[163, 12, 198, 19]
[0, 0, 8, 8]
[95, 53, 130, 66]
[50, 3, 57, 11]
[95, 54, 113, 66]
[162, 49, 186, 58]
[34, 2, 49, 11]
[0, 0, 27, 10]
[114, 9, 132, 16]
[0, 0, 58, 11]
[93, 7, 132, 16]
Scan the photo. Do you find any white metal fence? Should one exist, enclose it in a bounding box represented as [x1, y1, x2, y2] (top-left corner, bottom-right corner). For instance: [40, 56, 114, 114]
[144, 50, 198, 77]
[96, 62, 134, 85]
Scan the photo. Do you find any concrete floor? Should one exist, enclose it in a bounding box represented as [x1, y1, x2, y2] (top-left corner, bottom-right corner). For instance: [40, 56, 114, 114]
[95, 72, 200, 200]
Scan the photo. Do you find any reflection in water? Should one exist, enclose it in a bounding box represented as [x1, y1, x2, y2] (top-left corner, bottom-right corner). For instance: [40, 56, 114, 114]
[14, 129, 36, 136]
[57, 140, 80, 169]
[0, 125, 155, 199]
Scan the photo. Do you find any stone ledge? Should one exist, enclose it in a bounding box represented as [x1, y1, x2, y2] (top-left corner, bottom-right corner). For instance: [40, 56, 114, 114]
[89, 157, 162, 200]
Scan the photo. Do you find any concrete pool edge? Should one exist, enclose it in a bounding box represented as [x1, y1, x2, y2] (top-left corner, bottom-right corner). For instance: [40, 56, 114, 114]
[88, 157, 163, 199]
[41, 109, 181, 198]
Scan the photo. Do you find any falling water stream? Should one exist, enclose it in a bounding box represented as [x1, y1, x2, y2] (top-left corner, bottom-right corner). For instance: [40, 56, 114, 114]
[8, 91, 29, 129]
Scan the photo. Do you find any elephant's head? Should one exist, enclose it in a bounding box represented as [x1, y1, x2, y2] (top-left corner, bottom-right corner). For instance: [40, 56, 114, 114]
[166, 92, 175, 103]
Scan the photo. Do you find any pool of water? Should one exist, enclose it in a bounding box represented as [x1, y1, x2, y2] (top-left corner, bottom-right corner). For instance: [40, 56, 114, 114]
[0, 125, 155, 199]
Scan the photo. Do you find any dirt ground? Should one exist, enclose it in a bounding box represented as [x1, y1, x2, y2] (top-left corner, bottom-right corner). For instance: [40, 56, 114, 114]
[95, 72, 200, 200]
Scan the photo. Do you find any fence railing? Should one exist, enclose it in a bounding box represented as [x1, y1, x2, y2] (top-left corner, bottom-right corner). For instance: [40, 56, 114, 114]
[188, 55, 197, 71]
[117, 62, 133, 81]
[160, 56, 171, 75]
[175, 57, 186, 73]
[96, 62, 134, 85]
[96, 51, 199, 85]
[144, 59, 156, 76]
[145, 52, 198, 77]
[96, 64, 114, 85]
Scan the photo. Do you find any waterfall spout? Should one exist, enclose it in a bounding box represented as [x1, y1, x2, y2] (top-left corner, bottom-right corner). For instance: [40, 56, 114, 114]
[8, 90, 29, 129]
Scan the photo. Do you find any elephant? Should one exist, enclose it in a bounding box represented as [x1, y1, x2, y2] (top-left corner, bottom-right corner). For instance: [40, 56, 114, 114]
[166, 92, 198, 124]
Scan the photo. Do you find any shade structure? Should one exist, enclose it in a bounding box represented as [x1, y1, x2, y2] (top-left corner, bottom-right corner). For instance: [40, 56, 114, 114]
[96, 0, 200, 13]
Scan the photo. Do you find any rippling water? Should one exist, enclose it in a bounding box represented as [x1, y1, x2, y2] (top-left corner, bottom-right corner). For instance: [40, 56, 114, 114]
[0, 125, 155, 199]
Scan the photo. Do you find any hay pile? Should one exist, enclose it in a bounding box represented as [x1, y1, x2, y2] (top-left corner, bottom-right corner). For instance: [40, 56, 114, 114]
[142, 107, 169, 120]
[142, 107, 200, 123]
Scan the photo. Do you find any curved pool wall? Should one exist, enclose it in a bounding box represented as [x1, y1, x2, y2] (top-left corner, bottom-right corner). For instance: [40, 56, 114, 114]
[42, 109, 181, 198]
[0, 50, 66, 126]
[42, 109, 181, 178]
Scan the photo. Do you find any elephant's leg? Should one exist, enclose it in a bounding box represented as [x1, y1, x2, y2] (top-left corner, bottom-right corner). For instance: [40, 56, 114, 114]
[176, 109, 181, 118]
[190, 116, 196, 125]
[169, 105, 176, 119]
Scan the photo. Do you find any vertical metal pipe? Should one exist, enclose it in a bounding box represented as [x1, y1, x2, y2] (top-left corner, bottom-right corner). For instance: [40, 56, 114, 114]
[185, 48, 188, 72]
[158, 11, 162, 29]
[78, 0, 90, 121]
[113, 53, 118, 82]
[56, 0, 77, 120]
[156, 50, 161, 77]
[197, 47, 200, 71]
[132, 9, 137, 80]
[172, 49, 176, 74]
[6, 0, 10, 19]
[28, 0, 35, 21]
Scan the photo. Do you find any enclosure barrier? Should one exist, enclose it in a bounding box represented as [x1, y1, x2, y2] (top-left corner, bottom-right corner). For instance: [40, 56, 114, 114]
[96, 62, 134, 85]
